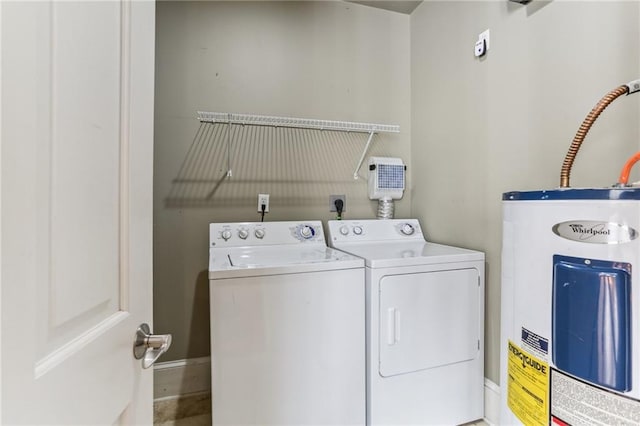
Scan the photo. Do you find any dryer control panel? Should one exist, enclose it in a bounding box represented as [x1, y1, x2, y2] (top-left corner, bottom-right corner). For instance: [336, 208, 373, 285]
[328, 219, 425, 244]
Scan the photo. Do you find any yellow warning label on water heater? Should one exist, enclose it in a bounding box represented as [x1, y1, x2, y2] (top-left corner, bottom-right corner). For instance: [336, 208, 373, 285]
[507, 340, 549, 426]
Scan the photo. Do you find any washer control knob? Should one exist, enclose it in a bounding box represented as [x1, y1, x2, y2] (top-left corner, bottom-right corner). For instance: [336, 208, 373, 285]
[254, 229, 265, 239]
[221, 230, 232, 241]
[353, 226, 363, 235]
[300, 225, 315, 239]
[238, 229, 249, 239]
[339, 225, 349, 236]
[400, 223, 415, 235]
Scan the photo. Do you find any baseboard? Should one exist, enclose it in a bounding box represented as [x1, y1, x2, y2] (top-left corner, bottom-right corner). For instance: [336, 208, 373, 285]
[484, 378, 500, 425]
[154, 356, 211, 400]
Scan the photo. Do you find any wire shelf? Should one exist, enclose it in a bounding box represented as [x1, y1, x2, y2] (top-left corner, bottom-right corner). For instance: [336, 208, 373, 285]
[165, 112, 401, 208]
[197, 111, 400, 134]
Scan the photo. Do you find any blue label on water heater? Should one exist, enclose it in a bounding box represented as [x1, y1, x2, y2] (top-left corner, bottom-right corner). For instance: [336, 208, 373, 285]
[522, 328, 548, 355]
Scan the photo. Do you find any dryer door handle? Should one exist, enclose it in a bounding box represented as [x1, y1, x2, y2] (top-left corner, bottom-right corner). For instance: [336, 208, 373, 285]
[387, 308, 401, 345]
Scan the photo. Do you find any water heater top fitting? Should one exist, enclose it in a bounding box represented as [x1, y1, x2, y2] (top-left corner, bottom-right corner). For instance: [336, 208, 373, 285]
[560, 78, 640, 188]
[368, 157, 406, 200]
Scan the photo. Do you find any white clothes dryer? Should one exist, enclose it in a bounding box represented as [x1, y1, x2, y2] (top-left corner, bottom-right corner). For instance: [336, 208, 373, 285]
[328, 219, 485, 425]
[209, 221, 365, 425]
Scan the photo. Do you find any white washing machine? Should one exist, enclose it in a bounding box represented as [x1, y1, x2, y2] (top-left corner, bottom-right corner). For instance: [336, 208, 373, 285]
[208, 220, 365, 425]
[328, 219, 485, 425]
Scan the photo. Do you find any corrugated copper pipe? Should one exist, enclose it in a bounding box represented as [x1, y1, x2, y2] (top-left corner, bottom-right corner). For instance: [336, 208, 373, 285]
[560, 85, 629, 188]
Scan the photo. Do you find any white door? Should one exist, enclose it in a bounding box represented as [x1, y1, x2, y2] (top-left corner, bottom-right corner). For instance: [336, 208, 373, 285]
[1, 1, 158, 424]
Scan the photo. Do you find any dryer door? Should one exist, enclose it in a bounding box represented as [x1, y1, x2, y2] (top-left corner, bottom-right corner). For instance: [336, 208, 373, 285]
[379, 268, 480, 377]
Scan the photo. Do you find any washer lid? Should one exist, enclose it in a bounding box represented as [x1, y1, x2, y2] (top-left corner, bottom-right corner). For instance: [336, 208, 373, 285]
[228, 246, 348, 267]
[333, 241, 484, 268]
[209, 245, 363, 278]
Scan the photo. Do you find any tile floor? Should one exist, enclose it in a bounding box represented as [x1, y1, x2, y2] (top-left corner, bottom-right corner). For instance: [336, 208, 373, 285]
[156, 411, 488, 426]
[153, 392, 490, 426]
[154, 392, 211, 425]
[159, 417, 487, 426]
[155, 413, 211, 426]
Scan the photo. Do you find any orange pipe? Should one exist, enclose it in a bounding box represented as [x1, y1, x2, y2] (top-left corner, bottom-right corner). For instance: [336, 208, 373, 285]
[618, 151, 640, 186]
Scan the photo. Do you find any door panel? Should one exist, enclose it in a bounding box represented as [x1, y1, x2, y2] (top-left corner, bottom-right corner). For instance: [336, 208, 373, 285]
[44, 0, 122, 349]
[379, 268, 480, 377]
[1, 1, 156, 424]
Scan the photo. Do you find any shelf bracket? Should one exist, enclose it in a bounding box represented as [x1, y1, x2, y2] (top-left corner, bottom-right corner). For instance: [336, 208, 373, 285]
[353, 131, 376, 180]
[226, 114, 232, 178]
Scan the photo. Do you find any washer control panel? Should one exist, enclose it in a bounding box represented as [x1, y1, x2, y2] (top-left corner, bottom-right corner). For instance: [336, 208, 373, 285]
[327, 219, 424, 243]
[210, 221, 325, 247]
[297, 224, 316, 240]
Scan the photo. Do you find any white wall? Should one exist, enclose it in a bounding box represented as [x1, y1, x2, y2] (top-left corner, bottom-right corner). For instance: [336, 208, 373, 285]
[154, 1, 411, 361]
[411, 0, 640, 384]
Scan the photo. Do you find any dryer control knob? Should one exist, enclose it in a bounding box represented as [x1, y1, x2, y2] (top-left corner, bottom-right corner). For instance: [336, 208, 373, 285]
[400, 223, 415, 235]
[238, 229, 249, 239]
[254, 229, 265, 239]
[340, 226, 349, 236]
[300, 225, 315, 239]
[353, 226, 363, 235]
[221, 230, 232, 241]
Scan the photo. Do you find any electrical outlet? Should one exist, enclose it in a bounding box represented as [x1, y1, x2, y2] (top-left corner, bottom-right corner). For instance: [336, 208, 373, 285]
[329, 195, 346, 212]
[474, 29, 490, 58]
[258, 193, 270, 213]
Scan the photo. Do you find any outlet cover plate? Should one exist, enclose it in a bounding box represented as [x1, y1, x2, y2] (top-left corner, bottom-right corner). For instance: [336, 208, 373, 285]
[257, 194, 270, 212]
[329, 195, 346, 212]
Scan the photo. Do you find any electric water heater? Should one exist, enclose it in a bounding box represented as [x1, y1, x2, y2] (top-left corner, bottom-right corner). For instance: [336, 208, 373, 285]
[500, 79, 640, 425]
[500, 189, 640, 425]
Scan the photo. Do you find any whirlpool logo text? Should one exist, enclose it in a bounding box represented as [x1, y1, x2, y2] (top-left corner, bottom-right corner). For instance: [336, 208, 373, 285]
[552, 220, 637, 244]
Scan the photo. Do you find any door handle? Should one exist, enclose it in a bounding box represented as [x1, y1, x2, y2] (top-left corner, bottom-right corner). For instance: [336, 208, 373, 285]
[387, 308, 400, 346]
[133, 323, 172, 369]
